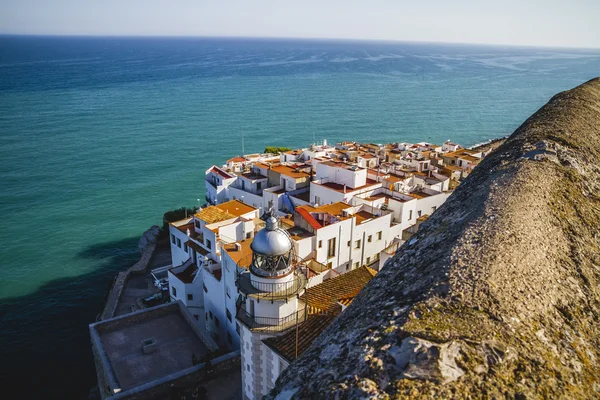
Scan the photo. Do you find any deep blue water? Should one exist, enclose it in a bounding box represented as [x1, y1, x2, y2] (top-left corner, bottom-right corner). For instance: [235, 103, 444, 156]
[0, 35, 599, 398]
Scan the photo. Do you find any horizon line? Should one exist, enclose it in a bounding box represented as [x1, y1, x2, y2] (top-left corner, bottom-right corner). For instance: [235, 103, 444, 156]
[1, 32, 599, 51]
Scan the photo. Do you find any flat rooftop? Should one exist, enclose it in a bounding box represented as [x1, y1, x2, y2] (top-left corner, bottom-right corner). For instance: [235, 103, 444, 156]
[90, 302, 218, 393]
[313, 178, 379, 193]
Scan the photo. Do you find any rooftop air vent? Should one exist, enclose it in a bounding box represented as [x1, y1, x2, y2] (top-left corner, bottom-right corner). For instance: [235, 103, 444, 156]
[142, 338, 157, 354]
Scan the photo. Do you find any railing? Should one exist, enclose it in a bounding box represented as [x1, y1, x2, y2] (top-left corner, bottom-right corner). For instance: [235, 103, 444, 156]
[236, 307, 307, 333]
[236, 270, 307, 300]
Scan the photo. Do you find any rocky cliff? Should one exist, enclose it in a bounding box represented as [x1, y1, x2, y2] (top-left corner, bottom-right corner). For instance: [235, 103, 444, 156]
[267, 78, 600, 399]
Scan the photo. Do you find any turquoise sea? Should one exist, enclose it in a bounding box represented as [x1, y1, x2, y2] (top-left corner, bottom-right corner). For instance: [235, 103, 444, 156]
[0, 36, 599, 398]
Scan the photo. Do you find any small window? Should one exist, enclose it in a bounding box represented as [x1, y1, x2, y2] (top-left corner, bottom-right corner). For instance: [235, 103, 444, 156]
[171, 234, 176, 244]
[256, 182, 262, 190]
[327, 237, 336, 258]
[247, 364, 250, 372]
[318, 240, 323, 248]
[367, 257, 371, 264]
[203, 284, 208, 293]
[236, 323, 241, 335]
[355, 240, 361, 249]
[184, 243, 188, 252]
[374, 253, 380, 260]
[418, 210, 422, 217]
[347, 240, 351, 247]
[194, 314, 199, 320]
[206, 239, 212, 249]
[409, 210, 413, 220]
[368, 235, 372, 243]
[177, 238, 181, 248]
[209, 311, 213, 319]
[377, 231, 382, 240]
[171, 286, 177, 297]
[187, 294, 193, 301]
[227, 309, 232, 322]
[205, 313, 208, 321]
[215, 318, 220, 328]
[195, 220, 200, 228]
[353, 262, 359, 269]
[246, 232, 251, 239]
[346, 264, 350, 271]
[226, 285, 231, 298]
[228, 332, 233, 344]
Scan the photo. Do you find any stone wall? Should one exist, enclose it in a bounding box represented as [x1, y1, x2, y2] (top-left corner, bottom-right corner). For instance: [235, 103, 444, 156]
[99, 226, 160, 321]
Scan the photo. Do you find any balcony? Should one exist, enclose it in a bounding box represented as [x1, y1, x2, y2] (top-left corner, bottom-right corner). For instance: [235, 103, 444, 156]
[236, 306, 307, 333]
[236, 269, 307, 301]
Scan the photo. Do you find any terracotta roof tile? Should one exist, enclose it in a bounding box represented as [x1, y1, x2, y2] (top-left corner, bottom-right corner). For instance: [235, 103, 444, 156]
[300, 266, 377, 312]
[208, 166, 234, 179]
[296, 207, 322, 230]
[262, 313, 337, 363]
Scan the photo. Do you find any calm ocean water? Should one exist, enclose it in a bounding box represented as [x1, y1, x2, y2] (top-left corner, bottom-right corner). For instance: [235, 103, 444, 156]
[0, 35, 599, 398]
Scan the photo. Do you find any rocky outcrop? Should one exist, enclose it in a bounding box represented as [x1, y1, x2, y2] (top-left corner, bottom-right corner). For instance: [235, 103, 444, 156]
[138, 225, 160, 253]
[267, 78, 600, 399]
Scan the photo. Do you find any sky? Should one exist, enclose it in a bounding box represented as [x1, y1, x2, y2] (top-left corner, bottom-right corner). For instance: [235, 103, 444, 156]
[1, 0, 599, 48]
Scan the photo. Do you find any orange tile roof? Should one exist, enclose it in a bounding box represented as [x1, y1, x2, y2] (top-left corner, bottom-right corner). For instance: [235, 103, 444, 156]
[215, 199, 256, 217]
[227, 156, 246, 163]
[296, 207, 322, 230]
[316, 202, 351, 218]
[222, 239, 253, 269]
[417, 214, 430, 222]
[406, 191, 431, 199]
[262, 313, 337, 362]
[208, 166, 234, 179]
[300, 266, 377, 312]
[270, 165, 310, 179]
[194, 207, 234, 224]
[354, 210, 377, 224]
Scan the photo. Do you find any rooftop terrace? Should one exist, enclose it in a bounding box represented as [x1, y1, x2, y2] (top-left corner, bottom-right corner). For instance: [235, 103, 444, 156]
[90, 302, 218, 394]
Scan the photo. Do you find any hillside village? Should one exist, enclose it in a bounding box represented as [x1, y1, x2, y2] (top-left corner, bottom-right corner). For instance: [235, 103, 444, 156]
[90, 138, 497, 400]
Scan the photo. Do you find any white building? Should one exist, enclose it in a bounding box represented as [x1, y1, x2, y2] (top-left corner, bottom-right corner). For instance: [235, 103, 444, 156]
[236, 210, 309, 400]
[167, 199, 260, 345]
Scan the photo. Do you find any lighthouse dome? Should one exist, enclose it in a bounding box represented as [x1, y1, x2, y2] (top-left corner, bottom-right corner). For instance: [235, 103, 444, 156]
[250, 215, 292, 256]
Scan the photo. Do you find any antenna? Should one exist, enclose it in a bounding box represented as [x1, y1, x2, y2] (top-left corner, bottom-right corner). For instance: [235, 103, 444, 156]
[242, 133, 245, 155]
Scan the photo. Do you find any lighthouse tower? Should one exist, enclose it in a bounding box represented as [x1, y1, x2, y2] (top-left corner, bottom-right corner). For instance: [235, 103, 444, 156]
[236, 207, 307, 400]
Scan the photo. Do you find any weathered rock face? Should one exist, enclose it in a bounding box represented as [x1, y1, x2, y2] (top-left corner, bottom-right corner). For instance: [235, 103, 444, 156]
[267, 78, 600, 399]
[138, 225, 160, 253]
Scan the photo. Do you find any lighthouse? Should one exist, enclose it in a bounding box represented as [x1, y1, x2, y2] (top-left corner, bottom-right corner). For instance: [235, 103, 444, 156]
[235, 206, 307, 400]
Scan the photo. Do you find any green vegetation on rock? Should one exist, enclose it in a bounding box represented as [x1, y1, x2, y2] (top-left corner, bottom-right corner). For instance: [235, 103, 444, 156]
[264, 146, 292, 154]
